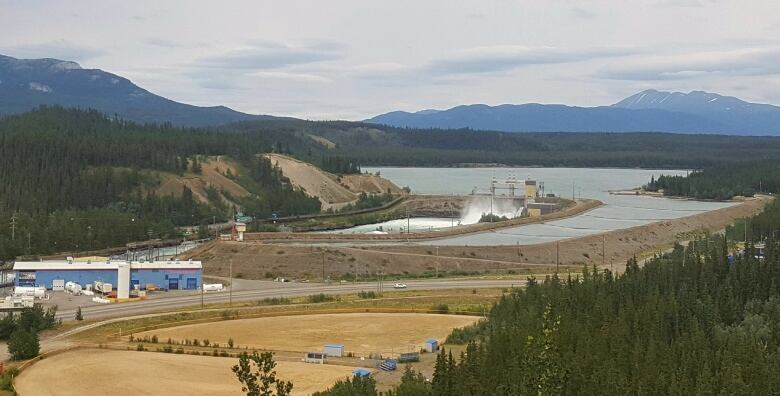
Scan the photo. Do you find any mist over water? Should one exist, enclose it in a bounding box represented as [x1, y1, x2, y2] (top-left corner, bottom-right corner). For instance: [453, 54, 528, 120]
[460, 196, 524, 224]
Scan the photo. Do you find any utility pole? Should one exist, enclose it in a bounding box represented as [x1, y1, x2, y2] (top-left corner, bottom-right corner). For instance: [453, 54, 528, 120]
[9, 214, 16, 241]
[556, 240, 560, 273]
[228, 257, 233, 306]
[322, 251, 326, 282]
[201, 279, 204, 309]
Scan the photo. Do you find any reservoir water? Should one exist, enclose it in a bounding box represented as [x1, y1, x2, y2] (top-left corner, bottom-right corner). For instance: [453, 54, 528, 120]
[344, 167, 734, 246]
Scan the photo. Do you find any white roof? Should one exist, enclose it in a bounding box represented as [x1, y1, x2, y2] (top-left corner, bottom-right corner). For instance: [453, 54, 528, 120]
[13, 260, 202, 271]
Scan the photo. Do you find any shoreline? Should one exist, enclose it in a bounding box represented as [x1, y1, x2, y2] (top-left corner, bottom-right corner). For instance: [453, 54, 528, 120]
[242, 199, 602, 243]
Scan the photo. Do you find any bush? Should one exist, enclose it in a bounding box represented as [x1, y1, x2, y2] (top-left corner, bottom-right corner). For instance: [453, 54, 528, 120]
[432, 303, 450, 313]
[151, 334, 158, 343]
[259, 297, 291, 306]
[0, 368, 18, 392]
[136, 344, 145, 351]
[307, 293, 335, 303]
[228, 338, 234, 348]
[358, 291, 377, 299]
[8, 329, 40, 360]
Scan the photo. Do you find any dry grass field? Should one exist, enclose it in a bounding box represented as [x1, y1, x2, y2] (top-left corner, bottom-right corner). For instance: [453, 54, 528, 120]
[15, 349, 360, 396]
[136, 313, 479, 356]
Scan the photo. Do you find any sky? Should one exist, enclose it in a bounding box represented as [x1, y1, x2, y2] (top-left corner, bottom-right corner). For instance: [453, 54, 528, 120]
[2, 0, 780, 120]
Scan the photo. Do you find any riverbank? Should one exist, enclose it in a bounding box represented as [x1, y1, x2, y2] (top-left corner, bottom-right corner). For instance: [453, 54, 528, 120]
[242, 198, 599, 243]
[192, 196, 770, 280]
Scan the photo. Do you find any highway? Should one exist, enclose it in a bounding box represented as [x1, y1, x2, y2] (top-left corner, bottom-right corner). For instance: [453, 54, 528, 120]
[55, 278, 526, 321]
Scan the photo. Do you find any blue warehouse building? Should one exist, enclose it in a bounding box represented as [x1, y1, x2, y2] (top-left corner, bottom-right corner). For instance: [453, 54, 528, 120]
[13, 258, 203, 294]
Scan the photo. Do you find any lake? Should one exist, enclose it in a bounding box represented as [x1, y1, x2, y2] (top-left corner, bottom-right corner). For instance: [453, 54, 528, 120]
[341, 167, 735, 246]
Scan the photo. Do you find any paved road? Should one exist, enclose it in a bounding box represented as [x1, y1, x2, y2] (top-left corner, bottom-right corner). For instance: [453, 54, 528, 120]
[56, 278, 525, 321]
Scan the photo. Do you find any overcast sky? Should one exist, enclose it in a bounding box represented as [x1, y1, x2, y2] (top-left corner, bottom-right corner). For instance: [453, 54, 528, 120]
[2, 0, 780, 119]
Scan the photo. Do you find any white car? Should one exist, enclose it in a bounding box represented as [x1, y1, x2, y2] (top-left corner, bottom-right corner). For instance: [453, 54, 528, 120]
[393, 283, 407, 289]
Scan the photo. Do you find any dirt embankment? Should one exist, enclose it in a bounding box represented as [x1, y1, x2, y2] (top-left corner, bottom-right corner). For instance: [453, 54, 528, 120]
[266, 154, 402, 211]
[196, 196, 770, 280]
[155, 156, 249, 208]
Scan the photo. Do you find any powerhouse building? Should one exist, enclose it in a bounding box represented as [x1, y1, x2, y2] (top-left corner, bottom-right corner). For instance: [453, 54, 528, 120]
[13, 258, 202, 293]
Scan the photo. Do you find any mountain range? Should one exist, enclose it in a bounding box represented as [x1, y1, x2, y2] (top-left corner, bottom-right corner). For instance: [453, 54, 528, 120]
[367, 90, 780, 136]
[3, 53, 780, 135]
[0, 54, 273, 126]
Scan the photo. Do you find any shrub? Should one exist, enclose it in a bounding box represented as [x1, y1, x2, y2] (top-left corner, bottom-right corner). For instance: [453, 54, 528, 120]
[307, 293, 335, 303]
[151, 334, 158, 343]
[136, 344, 145, 351]
[358, 290, 377, 299]
[432, 303, 450, 313]
[228, 338, 234, 348]
[8, 329, 39, 360]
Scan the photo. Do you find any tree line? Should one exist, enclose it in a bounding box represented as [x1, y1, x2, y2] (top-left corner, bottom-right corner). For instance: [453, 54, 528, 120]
[645, 160, 780, 199]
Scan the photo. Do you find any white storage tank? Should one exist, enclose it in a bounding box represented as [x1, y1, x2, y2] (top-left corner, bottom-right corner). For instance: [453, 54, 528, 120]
[13, 286, 45, 298]
[203, 283, 224, 292]
[65, 281, 82, 295]
[117, 262, 130, 299]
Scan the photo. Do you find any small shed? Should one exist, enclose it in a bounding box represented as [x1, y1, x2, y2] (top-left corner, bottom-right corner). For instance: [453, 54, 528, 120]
[424, 338, 438, 353]
[324, 343, 344, 357]
[304, 352, 325, 364]
[353, 368, 371, 378]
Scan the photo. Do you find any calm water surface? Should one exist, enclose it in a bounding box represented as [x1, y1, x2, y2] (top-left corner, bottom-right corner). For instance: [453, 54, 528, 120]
[344, 167, 733, 246]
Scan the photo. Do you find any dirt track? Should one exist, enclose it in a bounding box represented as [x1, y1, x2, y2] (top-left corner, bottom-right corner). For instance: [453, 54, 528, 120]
[136, 313, 479, 356]
[15, 349, 359, 396]
[197, 196, 771, 279]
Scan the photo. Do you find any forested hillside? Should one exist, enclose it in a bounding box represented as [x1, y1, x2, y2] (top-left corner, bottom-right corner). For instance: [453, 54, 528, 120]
[239, 119, 780, 169]
[0, 107, 321, 260]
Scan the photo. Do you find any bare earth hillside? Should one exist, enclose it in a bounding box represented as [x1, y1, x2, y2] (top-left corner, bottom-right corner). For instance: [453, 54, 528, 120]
[266, 154, 401, 210]
[155, 156, 249, 208]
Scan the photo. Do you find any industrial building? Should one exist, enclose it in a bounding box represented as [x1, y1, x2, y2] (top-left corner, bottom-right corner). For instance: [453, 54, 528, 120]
[13, 258, 202, 299]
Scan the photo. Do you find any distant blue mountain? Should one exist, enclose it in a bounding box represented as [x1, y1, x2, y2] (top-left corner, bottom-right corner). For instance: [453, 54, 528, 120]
[0, 54, 274, 127]
[367, 90, 780, 135]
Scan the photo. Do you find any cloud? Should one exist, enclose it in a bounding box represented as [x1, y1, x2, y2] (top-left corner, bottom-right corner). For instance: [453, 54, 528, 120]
[570, 7, 597, 20]
[346, 45, 640, 88]
[143, 37, 184, 49]
[196, 41, 344, 70]
[598, 47, 780, 80]
[247, 70, 332, 83]
[4, 40, 105, 61]
[425, 45, 637, 75]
